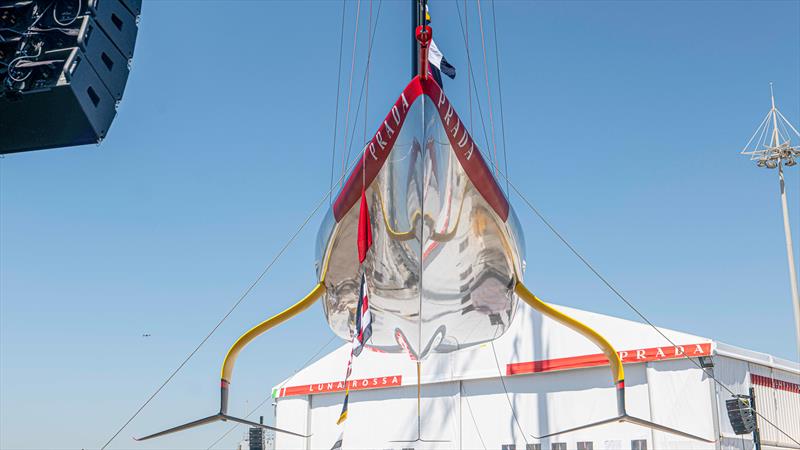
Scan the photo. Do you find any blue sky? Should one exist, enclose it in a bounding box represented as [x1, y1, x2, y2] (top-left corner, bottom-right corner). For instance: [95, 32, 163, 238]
[1, 1, 799, 449]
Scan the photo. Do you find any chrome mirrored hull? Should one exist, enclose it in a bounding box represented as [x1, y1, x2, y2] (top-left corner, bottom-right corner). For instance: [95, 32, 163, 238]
[316, 77, 525, 359]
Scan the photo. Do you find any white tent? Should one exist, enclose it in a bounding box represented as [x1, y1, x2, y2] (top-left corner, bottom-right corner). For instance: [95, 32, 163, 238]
[273, 304, 800, 450]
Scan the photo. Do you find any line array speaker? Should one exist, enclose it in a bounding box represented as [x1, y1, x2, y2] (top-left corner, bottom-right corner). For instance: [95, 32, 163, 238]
[0, 0, 140, 154]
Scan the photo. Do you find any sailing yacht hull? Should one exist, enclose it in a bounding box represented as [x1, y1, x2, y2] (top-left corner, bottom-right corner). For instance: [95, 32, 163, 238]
[316, 76, 526, 359]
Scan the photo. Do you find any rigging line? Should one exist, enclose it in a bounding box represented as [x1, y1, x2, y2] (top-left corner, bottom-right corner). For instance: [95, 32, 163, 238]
[99, 151, 369, 450]
[490, 339, 529, 445]
[206, 335, 338, 450]
[340, 0, 362, 191]
[476, 0, 500, 178]
[363, 0, 372, 147]
[328, 0, 348, 205]
[465, 0, 473, 132]
[460, 382, 488, 450]
[490, 0, 510, 196]
[342, 0, 384, 166]
[361, 0, 375, 190]
[454, 0, 494, 171]
[495, 167, 800, 446]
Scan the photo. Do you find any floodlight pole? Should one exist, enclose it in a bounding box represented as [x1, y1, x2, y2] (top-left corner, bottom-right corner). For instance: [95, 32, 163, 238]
[778, 160, 800, 356]
[769, 85, 800, 358]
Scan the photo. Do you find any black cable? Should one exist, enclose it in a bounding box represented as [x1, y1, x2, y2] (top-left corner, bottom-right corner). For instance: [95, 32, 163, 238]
[454, 0, 494, 169]
[491, 340, 529, 445]
[490, 0, 510, 195]
[499, 170, 800, 446]
[99, 151, 369, 450]
[457, 4, 796, 445]
[460, 383, 488, 450]
[341, 0, 383, 170]
[328, 0, 347, 206]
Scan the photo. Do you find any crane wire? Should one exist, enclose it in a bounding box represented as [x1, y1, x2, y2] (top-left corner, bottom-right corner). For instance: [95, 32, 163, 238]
[475, 0, 500, 178]
[328, 0, 347, 205]
[362, 0, 372, 148]
[99, 143, 369, 450]
[491, 339, 529, 445]
[454, 0, 494, 167]
[460, 383, 488, 450]
[101, 6, 386, 448]
[490, 0, 510, 195]
[339, 0, 361, 190]
[205, 335, 338, 450]
[342, 0, 383, 167]
[496, 166, 800, 446]
[456, 2, 797, 444]
[465, 0, 473, 132]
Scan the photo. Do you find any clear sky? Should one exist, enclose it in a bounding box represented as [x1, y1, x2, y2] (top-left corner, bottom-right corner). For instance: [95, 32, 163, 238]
[1, 1, 799, 449]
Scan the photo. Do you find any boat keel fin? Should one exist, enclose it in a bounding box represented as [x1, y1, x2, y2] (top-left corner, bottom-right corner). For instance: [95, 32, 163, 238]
[531, 414, 714, 443]
[133, 414, 224, 441]
[516, 281, 714, 444]
[132, 413, 310, 441]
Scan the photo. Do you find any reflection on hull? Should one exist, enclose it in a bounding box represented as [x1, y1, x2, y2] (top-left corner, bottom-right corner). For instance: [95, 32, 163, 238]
[316, 77, 525, 359]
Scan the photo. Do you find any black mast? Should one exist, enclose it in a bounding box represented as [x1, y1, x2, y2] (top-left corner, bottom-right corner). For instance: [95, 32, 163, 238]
[411, 0, 419, 78]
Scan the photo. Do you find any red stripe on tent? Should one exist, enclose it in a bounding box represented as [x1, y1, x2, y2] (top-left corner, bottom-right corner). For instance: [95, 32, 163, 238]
[332, 76, 509, 222]
[751, 373, 800, 394]
[276, 375, 403, 398]
[506, 343, 712, 376]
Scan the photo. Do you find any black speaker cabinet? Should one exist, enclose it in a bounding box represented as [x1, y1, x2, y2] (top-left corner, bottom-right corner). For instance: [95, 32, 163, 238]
[88, 0, 139, 59]
[725, 397, 756, 435]
[0, 48, 118, 154]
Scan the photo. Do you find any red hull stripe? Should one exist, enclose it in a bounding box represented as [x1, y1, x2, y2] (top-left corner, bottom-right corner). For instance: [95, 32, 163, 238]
[506, 343, 712, 376]
[275, 375, 403, 398]
[422, 77, 509, 221]
[751, 373, 800, 394]
[332, 76, 509, 222]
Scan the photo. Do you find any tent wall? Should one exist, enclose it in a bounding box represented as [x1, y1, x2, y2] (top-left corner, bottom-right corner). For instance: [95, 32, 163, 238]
[713, 355, 800, 450]
[646, 358, 716, 449]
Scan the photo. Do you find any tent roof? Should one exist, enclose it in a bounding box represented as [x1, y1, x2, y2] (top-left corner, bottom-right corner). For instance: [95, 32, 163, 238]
[271, 302, 777, 397]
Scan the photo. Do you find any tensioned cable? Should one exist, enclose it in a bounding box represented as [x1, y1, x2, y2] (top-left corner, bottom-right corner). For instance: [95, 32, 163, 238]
[101, 7, 385, 447]
[362, 0, 373, 147]
[99, 147, 369, 450]
[490, 338, 529, 445]
[490, 0, 510, 195]
[339, 0, 362, 190]
[464, 0, 473, 132]
[476, 0, 500, 178]
[460, 383, 488, 450]
[494, 166, 800, 446]
[206, 335, 338, 450]
[342, 0, 384, 166]
[454, 0, 493, 164]
[451, 12, 796, 439]
[328, 0, 347, 205]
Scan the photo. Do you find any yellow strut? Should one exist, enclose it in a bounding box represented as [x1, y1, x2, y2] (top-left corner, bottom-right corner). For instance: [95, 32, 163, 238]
[514, 281, 624, 384]
[221, 283, 327, 382]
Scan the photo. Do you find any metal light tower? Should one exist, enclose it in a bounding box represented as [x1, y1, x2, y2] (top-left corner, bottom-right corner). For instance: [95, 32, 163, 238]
[741, 84, 800, 357]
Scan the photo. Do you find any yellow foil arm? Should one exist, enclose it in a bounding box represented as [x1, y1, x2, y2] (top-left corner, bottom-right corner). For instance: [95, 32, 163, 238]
[221, 283, 327, 383]
[514, 281, 624, 385]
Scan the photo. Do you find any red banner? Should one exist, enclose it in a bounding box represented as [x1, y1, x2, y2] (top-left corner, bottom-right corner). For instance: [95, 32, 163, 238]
[275, 375, 403, 398]
[506, 343, 712, 376]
